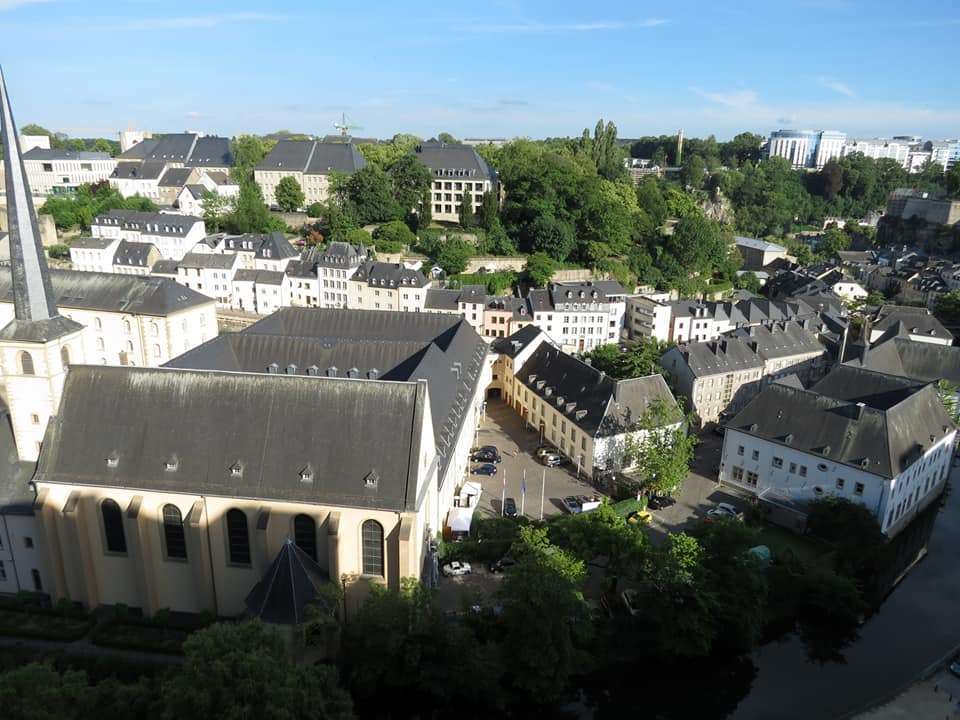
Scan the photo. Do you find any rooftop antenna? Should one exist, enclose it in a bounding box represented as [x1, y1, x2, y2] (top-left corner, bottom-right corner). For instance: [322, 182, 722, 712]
[334, 112, 363, 138]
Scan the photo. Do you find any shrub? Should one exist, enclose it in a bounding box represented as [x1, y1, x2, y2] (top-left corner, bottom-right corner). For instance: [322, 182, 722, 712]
[47, 243, 70, 260]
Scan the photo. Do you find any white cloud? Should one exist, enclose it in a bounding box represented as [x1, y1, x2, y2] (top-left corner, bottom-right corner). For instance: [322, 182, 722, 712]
[467, 18, 666, 33]
[818, 77, 856, 98]
[186, 111, 203, 119]
[109, 12, 284, 31]
[0, 0, 49, 10]
[690, 87, 760, 108]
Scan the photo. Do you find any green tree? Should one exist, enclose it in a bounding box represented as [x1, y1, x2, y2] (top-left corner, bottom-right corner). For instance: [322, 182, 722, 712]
[579, 119, 626, 181]
[274, 175, 305, 212]
[458, 187, 476, 228]
[387, 153, 432, 214]
[476, 219, 518, 256]
[667, 212, 735, 276]
[47, 243, 70, 260]
[436, 237, 473, 274]
[621, 401, 694, 495]
[342, 228, 373, 248]
[372, 219, 416, 248]
[936, 380, 960, 425]
[477, 191, 499, 230]
[224, 181, 287, 234]
[720, 132, 763, 167]
[934, 289, 960, 321]
[945, 162, 960, 198]
[231, 134, 275, 183]
[529, 214, 576, 260]
[817, 227, 852, 258]
[200, 189, 232, 232]
[583, 337, 666, 379]
[343, 166, 401, 225]
[681, 154, 706, 190]
[524, 252, 557, 287]
[437, 132, 458, 144]
[160, 621, 353, 720]
[498, 526, 588, 705]
[735, 271, 762, 294]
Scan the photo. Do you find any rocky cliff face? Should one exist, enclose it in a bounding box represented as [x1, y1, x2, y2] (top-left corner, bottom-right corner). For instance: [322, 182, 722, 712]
[699, 189, 735, 225]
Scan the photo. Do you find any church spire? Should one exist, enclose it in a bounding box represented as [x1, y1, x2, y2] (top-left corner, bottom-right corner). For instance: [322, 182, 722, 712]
[0, 65, 59, 322]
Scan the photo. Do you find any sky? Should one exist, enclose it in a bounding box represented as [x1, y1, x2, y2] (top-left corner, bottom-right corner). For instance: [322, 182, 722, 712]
[1, 0, 958, 142]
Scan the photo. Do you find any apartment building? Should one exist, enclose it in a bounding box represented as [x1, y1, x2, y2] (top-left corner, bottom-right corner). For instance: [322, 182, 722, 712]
[91, 210, 206, 261]
[255, 141, 366, 209]
[69, 236, 121, 273]
[109, 161, 166, 200]
[202, 232, 299, 271]
[348, 261, 432, 312]
[491, 328, 681, 476]
[660, 321, 829, 424]
[176, 252, 242, 307]
[111, 241, 160, 276]
[526, 281, 627, 353]
[175, 171, 239, 217]
[423, 285, 487, 333]
[312, 241, 366, 308]
[284, 260, 320, 308]
[482, 295, 534, 339]
[413, 142, 498, 223]
[110, 133, 233, 200]
[735, 236, 790, 271]
[868, 305, 953, 346]
[232, 270, 287, 315]
[22, 148, 116, 197]
[719, 366, 956, 538]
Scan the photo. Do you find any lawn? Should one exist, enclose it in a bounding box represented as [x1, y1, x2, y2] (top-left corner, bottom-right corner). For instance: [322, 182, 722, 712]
[0, 608, 93, 642]
[752, 523, 827, 565]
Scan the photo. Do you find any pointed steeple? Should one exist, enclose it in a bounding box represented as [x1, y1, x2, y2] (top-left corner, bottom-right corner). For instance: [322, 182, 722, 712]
[1, 65, 59, 323]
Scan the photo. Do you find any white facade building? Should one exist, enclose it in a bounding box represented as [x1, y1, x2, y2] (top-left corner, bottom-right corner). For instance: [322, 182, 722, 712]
[177, 252, 242, 307]
[526, 281, 627, 354]
[91, 210, 206, 261]
[22, 149, 116, 197]
[719, 366, 956, 538]
[348, 261, 432, 313]
[766, 130, 847, 170]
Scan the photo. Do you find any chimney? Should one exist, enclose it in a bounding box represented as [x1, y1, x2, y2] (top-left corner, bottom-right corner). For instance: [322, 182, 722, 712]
[368, 368, 379, 380]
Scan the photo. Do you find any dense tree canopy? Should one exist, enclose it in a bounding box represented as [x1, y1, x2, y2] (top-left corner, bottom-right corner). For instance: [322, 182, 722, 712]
[274, 175, 305, 212]
[39, 182, 157, 231]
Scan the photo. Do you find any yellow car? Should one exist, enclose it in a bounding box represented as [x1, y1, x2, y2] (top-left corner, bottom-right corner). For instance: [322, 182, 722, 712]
[627, 510, 652, 525]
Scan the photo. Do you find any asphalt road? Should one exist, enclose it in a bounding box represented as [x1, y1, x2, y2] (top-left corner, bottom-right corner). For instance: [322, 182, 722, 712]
[732, 464, 960, 720]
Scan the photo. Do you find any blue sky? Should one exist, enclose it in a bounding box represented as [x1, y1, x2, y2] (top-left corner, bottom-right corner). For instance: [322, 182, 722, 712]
[2, 0, 958, 141]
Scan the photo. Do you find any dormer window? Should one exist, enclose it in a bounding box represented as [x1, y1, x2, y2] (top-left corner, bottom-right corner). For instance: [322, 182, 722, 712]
[164, 455, 179, 472]
[299, 464, 314, 484]
[230, 461, 244, 478]
[106, 451, 119, 469]
[364, 470, 380, 489]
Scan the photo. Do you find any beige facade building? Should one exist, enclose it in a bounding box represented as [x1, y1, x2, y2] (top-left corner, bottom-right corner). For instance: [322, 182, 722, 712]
[255, 141, 366, 209]
[348, 261, 432, 312]
[413, 142, 498, 223]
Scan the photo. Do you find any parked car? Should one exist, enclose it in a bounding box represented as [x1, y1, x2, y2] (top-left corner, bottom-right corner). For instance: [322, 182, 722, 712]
[472, 446, 501, 463]
[647, 495, 676, 510]
[441, 561, 472, 577]
[561, 496, 582, 514]
[472, 463, 498, 476]
[488, 556, 517, 573]
[542, 453, 568, 467]
[706, 502, 744, 522]
[503, 497, 518, 518]
[535, 446, 556, 458]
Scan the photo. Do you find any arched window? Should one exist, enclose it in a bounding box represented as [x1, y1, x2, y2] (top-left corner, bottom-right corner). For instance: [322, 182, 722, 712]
[293, 514, 317, 562]
[126, 340, 134, 352]
[101, 499, 127, 554]
[123, 319, 131, 334]
[96, 338, 105, 351]
[18, 351, 34, 376]
[94, 317, 102, 330]
[162, 504, 187, 560]
[149, 321, 159, 337]
[153, 344, 161, 359]
[60, 345, 70, 369]
[361, 520, 384, 576]
[225, 509, 250, 565]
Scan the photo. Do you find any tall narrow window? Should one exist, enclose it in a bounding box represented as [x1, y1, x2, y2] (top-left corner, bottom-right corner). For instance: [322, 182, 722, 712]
[101, 499, 127, 554]
[162, 504, 187, 560]
[361, 520, 384, 576]
[60, 345, 70, 369]
[293, 514, 317, 562]
[19, 351, 34, 376]
[226, 509, 250, 565]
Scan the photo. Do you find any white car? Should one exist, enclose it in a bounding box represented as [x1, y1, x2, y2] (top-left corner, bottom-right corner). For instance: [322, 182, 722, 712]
[706, 502, 743, 521]
[441, 560, 473, 577]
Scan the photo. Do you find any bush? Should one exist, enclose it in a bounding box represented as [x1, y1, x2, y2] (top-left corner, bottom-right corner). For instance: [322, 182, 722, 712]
[372, 219, 416, 248]
[47, 243, 70, 260]
[449, 270, 517, 295]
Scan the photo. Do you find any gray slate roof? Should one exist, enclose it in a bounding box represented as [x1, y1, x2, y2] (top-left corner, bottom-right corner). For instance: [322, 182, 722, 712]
[517, 343, 679, 437]
[492, 324, 544, 358]
[93, 210, 203, 237]
[412, 142, 496, 180]
[111, 161, 166, 181]
[178, 252, 238, 270]
[872, 305, 953, 342]
[0, 268, 214, 316]
[352, 261, 429, 288]
[158, 167, 193, 187]
[424, 285, 486, 311]
[727, 366, 955, 479]
[112, 241, 157, 268]
[118, 133, 233, 167]
[848, 335, 960, 385]
[23, 148, 111, 162]
[244, 540, 331, 625]
[255, 140, 366, 175]
[166, 308, 488, 470]
[151, 259, 179, 276]
[235, 269, 284, 285]
[313, 241, 366, 268]
[70, 236, 116, 250]
[36, 365, 427, 512]
[220, 232, 298, 261]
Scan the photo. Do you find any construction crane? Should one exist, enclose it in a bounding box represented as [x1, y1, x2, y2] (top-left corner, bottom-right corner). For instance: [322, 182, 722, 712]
[333, 112, 362, 138]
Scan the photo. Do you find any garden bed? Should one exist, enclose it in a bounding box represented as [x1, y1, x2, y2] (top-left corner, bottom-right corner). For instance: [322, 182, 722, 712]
[0, 608, 93, 642]
[91, 621, 188, 654]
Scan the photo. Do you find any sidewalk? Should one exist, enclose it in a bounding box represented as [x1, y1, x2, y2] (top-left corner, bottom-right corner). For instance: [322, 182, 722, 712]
[854, 671, 960, 719]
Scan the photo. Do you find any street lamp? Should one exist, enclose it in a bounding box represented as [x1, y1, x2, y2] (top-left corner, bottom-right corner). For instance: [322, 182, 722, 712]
[576, 454, 582, 480]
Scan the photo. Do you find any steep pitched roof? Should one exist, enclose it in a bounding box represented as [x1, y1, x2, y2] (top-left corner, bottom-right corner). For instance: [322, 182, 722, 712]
[112, 241, 157, 268]
[727, 366, 955, 479]
[352, 260, 429, 288]
[872, 305, 953, 343]
[412, 142, 496, 180]
[37, 366, 428, 512]
[0, 268, 214, 316]
[158, 167, 193, 187]
[849, 336, 960, 384]
[244, 540, 332, 625]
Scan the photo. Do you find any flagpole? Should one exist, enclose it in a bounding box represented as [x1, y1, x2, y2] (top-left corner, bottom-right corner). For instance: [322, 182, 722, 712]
[540, 469, 546, 521]
[501, 471, 506, 517]
[521, 468, 526, 517]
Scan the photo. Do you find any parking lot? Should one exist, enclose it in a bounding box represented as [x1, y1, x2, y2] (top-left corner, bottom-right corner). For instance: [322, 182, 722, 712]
[470, 400, 604, 520]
